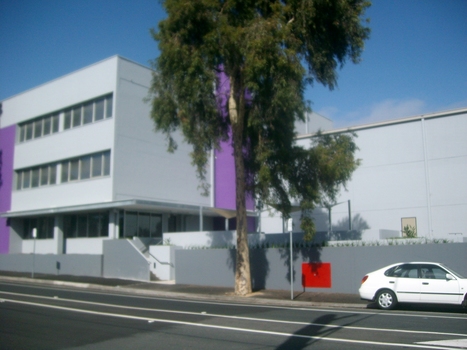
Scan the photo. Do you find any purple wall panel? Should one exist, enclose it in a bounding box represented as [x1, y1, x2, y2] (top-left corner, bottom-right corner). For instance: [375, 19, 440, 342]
[0, 125, 15, 253]
[214, 69, 254, 212]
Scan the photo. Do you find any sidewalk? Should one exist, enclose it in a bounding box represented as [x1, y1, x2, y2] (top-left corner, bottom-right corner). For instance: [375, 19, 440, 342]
[0, 271, 368, 309]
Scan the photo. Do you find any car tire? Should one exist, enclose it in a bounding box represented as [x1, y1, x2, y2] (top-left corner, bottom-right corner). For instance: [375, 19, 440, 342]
[376, 290, 397, 310]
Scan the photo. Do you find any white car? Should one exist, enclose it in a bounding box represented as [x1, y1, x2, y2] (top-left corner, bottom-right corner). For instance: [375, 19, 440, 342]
[359, 262, 467, 310]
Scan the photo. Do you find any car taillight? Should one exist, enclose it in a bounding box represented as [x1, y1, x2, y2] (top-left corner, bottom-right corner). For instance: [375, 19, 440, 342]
[361, 275, 369, 284]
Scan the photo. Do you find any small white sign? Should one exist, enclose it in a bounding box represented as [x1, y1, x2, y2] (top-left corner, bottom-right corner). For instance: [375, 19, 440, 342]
[32, 228, 37, 238]
[287, 218, 293, 232]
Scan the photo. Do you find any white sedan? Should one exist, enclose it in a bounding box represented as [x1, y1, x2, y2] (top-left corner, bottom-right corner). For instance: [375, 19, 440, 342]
[359, 262, 467, 310]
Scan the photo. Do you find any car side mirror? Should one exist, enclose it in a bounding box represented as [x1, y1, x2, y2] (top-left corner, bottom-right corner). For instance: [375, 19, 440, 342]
[446, 274, 455, 281]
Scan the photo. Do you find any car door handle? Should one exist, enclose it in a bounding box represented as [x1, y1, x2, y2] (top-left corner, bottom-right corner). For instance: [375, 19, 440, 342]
[389, 281, 395, 284]
[422, 282, 429, 285]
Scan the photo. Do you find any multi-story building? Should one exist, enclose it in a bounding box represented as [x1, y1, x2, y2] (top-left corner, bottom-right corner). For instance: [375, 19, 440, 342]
[0, 55, 255, 257]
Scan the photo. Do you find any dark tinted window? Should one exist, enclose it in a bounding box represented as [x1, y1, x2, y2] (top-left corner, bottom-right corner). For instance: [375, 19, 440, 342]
[385, 264, 419, 278]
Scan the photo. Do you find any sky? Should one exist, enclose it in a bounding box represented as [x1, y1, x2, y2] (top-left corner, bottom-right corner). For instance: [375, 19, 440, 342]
[1, 0, 466, 129]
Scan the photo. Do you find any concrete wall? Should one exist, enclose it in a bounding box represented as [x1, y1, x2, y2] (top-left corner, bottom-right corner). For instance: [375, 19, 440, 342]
[102, 239, 150, 281]
[174, 243, 467, 294]
[0, 254, 102, 277]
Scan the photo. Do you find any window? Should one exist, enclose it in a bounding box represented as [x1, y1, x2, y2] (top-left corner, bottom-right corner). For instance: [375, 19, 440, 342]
[34, 119, 43, 139]
[80, 156, 91, 180]
[123, 211, 162, 238]
[17, 152, 109, 190]
[385, 264, 419, 278]
[40, 166, 48, 186]
[105, 95, 113, 118]
[31, 168, 40, 188]
[22, 170, 30, 188]
[64, 109, 72, 130]
[92, 153, 103, 177]
[18, 93, 113, 142]
[19, 113, 60, 142]
[25, 123, 33, 141]
[16, 164, 57, 190]
[23, 217, 54, 239]
[95, 98, 104, 121]
[70, 159, 80, 181]
[43, 117, 51, 135]
[60, 151, 111, 183]
[63, 93, 113, 129]
[420, 265, 449, 280]
[64, 212, 109, 238]
[83, 102, 93, 124]
[72, 106, 82, 127]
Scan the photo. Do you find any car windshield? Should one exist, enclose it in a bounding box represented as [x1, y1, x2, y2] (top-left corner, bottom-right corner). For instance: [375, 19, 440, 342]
[441, 264, 465, 279]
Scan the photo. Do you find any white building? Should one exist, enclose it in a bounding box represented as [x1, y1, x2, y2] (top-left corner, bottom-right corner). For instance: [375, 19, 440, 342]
[0, 56, 248, 256]
[261, 108, 467, 243]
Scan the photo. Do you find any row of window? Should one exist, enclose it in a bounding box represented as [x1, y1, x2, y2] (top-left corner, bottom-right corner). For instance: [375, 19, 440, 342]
[61, 151, 110, 183]
[122, 211, 163, 238]
[16, 151, 110, 190]
[64, 94, 113, 130]
[64, 212, 109, 238]
[19, 114, 60, 142]
[20, 211, 195, 240]
[18, 94, 113, 143]
[23, 217, 55, 239]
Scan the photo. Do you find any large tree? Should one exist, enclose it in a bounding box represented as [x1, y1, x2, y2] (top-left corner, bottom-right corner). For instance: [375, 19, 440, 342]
[149, 0, 370, 295]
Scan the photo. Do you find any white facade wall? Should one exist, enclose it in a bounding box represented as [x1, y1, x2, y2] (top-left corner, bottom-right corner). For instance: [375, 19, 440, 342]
[4, 57, 118, 213]
[3, 56, 210, 215]
[112, 59, 210, 207]
[263, 110, 467, 241]
[342, 112, 467, 240]
[1, 59, 117, 127]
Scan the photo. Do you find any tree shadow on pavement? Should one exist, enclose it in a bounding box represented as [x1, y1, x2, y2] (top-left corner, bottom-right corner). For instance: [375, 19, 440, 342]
[275, 313, 370, 349]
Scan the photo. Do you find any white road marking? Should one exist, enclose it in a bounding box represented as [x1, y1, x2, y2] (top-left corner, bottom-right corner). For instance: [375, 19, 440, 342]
[417, 338, 467, 348]
[1, 290, 466, 338]
[1, 281, 466, 320]
[0, 298, 460, 350]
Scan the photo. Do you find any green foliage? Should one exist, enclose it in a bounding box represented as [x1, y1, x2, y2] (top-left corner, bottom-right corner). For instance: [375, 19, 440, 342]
[402, 225, 417, 238]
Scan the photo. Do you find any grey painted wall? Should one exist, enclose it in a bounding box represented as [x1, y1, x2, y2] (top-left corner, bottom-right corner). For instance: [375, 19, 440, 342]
[102, 239, 150, 281]
[0, 254, 102, 277]
[175, 243, 467, 294]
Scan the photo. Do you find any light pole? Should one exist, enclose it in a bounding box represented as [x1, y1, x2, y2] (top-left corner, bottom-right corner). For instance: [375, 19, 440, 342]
[31, 228, 37, 278]
[287, 218, 293, 300]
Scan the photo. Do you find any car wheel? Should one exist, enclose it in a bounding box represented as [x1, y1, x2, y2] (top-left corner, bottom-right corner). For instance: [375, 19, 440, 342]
[376, 290, 397, 310]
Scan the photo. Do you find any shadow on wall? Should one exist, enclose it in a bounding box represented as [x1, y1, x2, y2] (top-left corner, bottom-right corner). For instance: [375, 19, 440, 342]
[277, 244, 323, 288]
[329, 214, 370, 241]
[310, 207, 370, 241]
[204, 212, 368, 291]
[207, 230, 271, 291]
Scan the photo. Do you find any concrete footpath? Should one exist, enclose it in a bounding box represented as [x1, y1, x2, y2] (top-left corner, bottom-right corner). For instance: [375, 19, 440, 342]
[0, 271, 369, 309]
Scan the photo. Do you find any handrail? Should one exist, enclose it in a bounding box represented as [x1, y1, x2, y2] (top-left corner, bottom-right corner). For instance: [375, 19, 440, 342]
[148, 252, 174, 267]
[127, 238, 173, 267]
[126, 239, 151, 265]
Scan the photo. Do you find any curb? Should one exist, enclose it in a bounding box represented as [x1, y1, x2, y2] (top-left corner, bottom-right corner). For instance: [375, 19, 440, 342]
[0, 276, 367, 309]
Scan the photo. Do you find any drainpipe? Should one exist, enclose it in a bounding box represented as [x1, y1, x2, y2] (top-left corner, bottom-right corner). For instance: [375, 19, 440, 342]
[421, 118, 433, 237]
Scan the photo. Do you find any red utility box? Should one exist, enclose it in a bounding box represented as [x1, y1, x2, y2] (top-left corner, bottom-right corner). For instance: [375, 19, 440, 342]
[302, 262, 332, 288]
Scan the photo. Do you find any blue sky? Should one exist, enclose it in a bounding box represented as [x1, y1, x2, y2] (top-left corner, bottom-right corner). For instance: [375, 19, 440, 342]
[1, 0, 466, 128]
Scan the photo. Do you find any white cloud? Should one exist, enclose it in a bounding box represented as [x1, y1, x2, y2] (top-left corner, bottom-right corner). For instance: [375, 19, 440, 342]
[331, 98, 428, 128]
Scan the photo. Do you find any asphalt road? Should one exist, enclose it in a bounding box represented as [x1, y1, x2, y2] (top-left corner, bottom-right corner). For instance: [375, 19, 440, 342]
[1, 281, 467, 350]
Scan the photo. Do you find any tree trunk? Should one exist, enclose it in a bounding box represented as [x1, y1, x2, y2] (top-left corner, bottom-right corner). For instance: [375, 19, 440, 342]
[229, 75, 252, 296]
